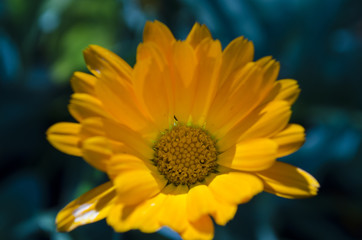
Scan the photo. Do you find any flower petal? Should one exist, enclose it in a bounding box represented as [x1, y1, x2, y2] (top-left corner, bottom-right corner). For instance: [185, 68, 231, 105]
[272, 124, 305, 157]
[70, 72, 96, 95]
[131, 194, 167, 233]
[105, 201, 124, 231]
[207, 60, 278, 138]
[208, 172, 263, 205]
[182, 215, 214, 240]
[217, 100, 290, 152]
[256, 57, 280, 89]
[211, 199, 237, 226]
[191, 38, 222, 125]
[112, 170, 163, 204]
[274, 79, 300, 105]
[101, 118, 154, 159]
[240, 100, 291, 140]
[46, 122, 82, 156]
[172, 40, 197, 86]
[83, 46, 154, 132]
[83, 45, 132, 82]
[158, 184, 189, 233]
[185, 182, 237, 226]
[187, 184, 217, 222]
[56, 181, 116, 231]
[107, 154, 154, 175]
[79, 117, 104, 138]
[207, 63, 257, 129]
[186, 23, 212, 49]
[257, 161, 320, 198]
[106, 193, 167, 233]
[144, 21, 174, 42]
[143, 20, 175, 58]
[82, 136, 112, 172]
[172, 41, 197, 123]
[109, 154, 167, 204]
[134, 43, 172, 130]
[68, 93, 112, 122]
[218, 138, 277, 171]
[219, 36, 254, 87]
[93, 68, 153, 132]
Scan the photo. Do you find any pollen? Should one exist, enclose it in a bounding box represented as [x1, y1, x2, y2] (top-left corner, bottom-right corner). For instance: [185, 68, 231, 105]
[153, 124, 218, 186]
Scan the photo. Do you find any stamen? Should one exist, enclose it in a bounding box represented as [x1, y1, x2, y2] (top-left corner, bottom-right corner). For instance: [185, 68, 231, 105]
[153, 125, 218, 186]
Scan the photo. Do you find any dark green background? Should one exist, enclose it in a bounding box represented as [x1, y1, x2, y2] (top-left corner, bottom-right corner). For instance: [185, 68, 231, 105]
[1, 0, 362, 239]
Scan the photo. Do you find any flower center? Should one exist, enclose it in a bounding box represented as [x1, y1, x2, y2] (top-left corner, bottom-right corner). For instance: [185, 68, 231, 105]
[153, 124, 218, 186]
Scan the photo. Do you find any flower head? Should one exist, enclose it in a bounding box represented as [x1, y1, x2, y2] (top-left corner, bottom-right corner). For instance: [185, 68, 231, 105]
[47, 21, 319, 239]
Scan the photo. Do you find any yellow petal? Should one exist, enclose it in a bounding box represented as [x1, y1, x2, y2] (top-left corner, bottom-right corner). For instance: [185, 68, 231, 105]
[46, 122, 82, 156]
[182, 215, 214, 240]
[187, 184, 217, 222]
[133, 43, 172, 130]
[186, 23, 213, 49]
[256, 57, 280, 89]
[137, 41, 168, 66]
[82, 136, 112, 172]
[208, 172, 263, 205]
[232, 57, 279, 106]
[218, 138, 277, 171]
[238, 100, 291, 141]
[211, 57, 279, 137]
[106, 193, 167, 233]
[68, 93, 112, 122]
[207, 62, 273, 138]
[83, 45, 154, 133]
[112, 170, 164, 205]
[79, 117, 105, 139]
[272, 124, 305, 157]
[187, 182, 237, 226]
[257, 161, 320, 198]
[56, 181, 116, 231]
[216, 100, 290, 152]
[211, 199, 237, 226]
[190, 38, 222, 125]
[101, 118, 154, 159]
[83, 45, 132, 82]
[107, 154, 155, 176]
[131, 194, 167, 233]
[274, 79, 300, 105]
[173, 41, 197, 87]
[70, 72, 96, 95]
[219, 36, 254, 86]
[143, 20, 175, 58]
[80, 118, 133, 157]
[105, 201, 124, 231]
[93, 65, 153, 132]
[215, 109, 257, 152]
[158, 184, 189, 233]
[172, 41, 197, 123]
[109, 154, 167, 204]
[210, 57, 283, 141]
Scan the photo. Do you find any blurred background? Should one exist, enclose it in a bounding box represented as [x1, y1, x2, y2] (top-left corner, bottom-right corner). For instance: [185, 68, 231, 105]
[1, 0, 362, 239]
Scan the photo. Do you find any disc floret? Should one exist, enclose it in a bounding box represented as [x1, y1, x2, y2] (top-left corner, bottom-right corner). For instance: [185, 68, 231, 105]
[153, 125, 218, 186]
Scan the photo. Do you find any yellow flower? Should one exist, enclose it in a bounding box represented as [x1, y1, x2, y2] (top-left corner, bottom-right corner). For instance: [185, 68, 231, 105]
[47, 21, 319, 239]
